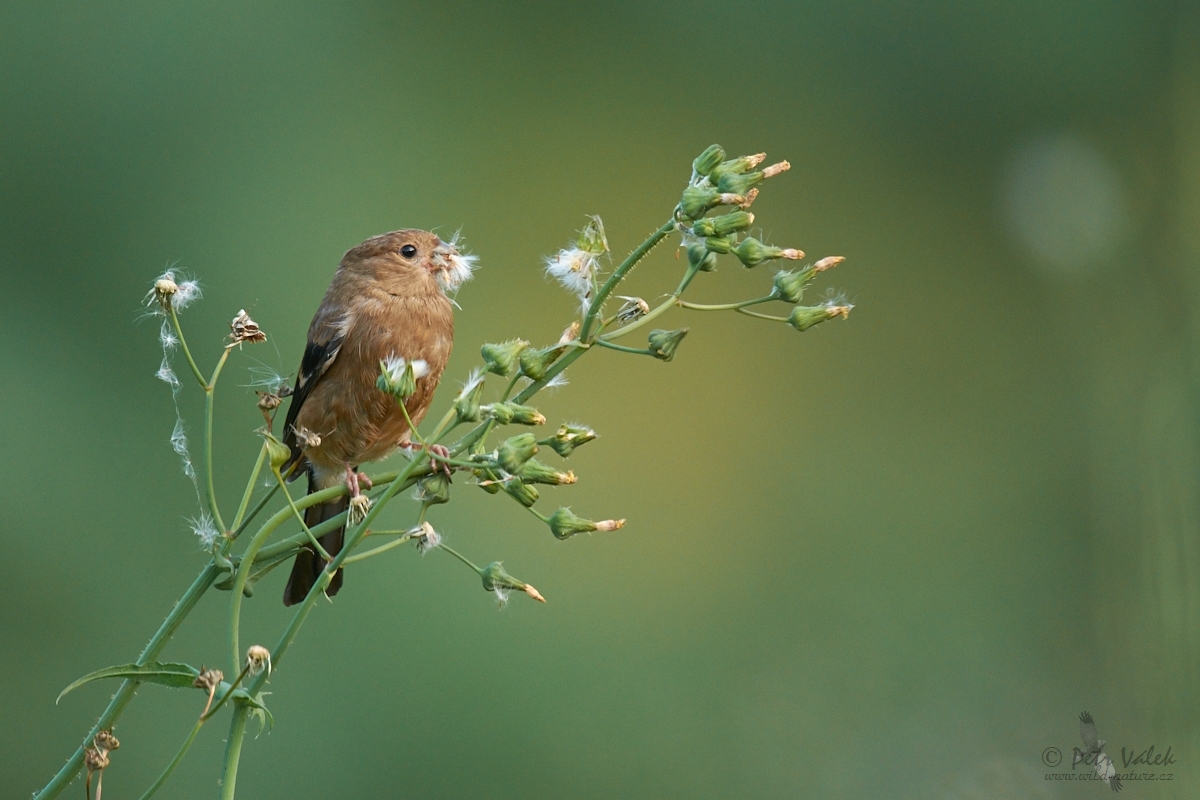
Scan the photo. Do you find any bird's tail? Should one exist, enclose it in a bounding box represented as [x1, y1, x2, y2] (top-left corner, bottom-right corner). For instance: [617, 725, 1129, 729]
[282, 472, 348, 607]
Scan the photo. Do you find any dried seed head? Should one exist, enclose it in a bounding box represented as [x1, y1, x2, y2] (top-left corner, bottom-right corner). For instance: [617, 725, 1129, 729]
[293, 426, 322, 449]
[256, 392, 281, 412]
[414, 521, 441, 554]
[558, 320, 581, 345]
[228, 309, 267, 347]
[812, 255, 845, 272]
[93, 730, 120, 753]
[193, 666, 224, 692]
[523, 584, 546, 602]
[738, 188, 759, 209]
[615, 296, 650, 323]
[762, 160, 791, 178]
[348, 493, 373, 524]
[595, 519, 625, 532]
[84, 745, 110, 773]
[246, 645, 272, 676]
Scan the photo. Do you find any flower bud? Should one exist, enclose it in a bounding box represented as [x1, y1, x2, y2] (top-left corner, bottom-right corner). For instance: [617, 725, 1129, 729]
[475, 468, 503, 494]
[575, 215, 608, 256]
[497, 433, 539, 473]
[687, 244, 719, 272]
[788, 301, 853, 332]
[414, 472, 451, 505]
[454, 372, 486, 422]
[648, 328, 688, 362]
[479, 561, 544, 602]
[262, 432, 292, 471]
[546, 507, 626, 540]
[485, 402, 545, 426]
[519, 458, 577, 485]
[680, 186, 745, 219]
[481, 339, 529, 376]
[518, 344, 566, 381]
[539, 424, 597, 457]
[704, 236, 734, 254]
[246, 645, 272, 676]
[692, 211, 754, 238]
[503, 479, 540, 507]
[774, 257, 844, 303]
[691, 144, 726, 177]
[732, 237, 803, 268]
[709, 153, 767, 184]
[377, 356, 429, 399]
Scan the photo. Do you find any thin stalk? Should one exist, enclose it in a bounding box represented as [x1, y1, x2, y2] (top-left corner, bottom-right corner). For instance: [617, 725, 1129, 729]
[593, 339, 654, 357]
[677, 294, 777, 311]
[202, 667, 251, 723]
[167, 306, 206, 388]
[581, 219, 677, 341]
[218, 706, 249, 800]
[736, 308, 789, 322]
[231, 444, 267, 533]
[230, 484, 278, 542]
[343, 532, 418, 565]
[135, 717, 204, 800]
[436, 543, 482, 573]
[203, 349, 231, 534]
[600, 262, 704, 342]
[499, 372, 521, 402]
[273, 472, 332, 560]
[35, 563, 220, 800]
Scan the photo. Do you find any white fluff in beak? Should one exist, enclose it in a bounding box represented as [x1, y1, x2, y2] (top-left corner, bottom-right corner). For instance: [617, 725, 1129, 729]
[433, 233, 478, 293]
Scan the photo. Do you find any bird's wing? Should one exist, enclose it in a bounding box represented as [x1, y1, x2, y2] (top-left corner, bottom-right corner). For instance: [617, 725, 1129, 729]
[282, 308, 351, 457]
[1079, 711, 1101, 751]
[1094, 751, 1122, 792]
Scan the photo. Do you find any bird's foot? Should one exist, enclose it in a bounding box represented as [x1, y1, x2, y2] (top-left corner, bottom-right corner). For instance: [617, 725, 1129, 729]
[356, 471, 373, 490]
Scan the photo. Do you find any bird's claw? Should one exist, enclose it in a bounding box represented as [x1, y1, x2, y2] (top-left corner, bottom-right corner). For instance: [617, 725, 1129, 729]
[428, 444, 453, 479]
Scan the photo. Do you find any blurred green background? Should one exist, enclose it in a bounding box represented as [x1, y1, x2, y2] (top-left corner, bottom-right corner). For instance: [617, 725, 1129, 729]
[3, 1, 1198, 797]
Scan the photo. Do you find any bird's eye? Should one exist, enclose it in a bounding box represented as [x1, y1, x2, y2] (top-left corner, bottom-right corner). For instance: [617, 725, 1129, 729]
[400, 244, 418, 259]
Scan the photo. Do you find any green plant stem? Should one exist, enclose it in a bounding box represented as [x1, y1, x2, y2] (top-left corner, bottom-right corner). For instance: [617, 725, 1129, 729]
[677, 294, 776, 311]
[168, 306, 206, 388]
[219, 706, 250, 800]
[436, 543, 482, 573]
[229, 484, 279, 542]
[204, 350, 231, 534]
[135, 717, 204, 800]
[274, 471, 332, 560]
[35, 562, 221, 800]
[598, 264, 703, 343]
[736, 308, 789, 322]
[231, 444, 267, 533]
[593, 339, 654, 356]
[343, 532, 418, 565]
[499, 372, 521, 402]
[581, 219, 677, 342]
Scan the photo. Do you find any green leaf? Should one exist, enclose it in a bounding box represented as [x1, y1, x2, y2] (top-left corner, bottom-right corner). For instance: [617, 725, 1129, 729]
[238, 691, 274, 735]
[57, 662, 201, 704]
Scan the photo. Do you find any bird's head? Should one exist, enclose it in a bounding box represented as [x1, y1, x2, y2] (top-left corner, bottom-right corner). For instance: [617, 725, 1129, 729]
[343, 229, 477, 297]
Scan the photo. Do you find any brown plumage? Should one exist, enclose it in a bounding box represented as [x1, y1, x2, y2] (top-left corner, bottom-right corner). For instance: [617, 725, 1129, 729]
[281, 229, 472, 606]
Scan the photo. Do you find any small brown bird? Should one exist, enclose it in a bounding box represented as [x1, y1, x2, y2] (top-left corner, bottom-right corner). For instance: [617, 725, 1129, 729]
[281, 229, 475, 606]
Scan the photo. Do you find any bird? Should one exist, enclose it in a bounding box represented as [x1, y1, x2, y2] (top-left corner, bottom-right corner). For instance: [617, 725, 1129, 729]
[280, 229, 475, 606]
[1076, 711, 1122, 792]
